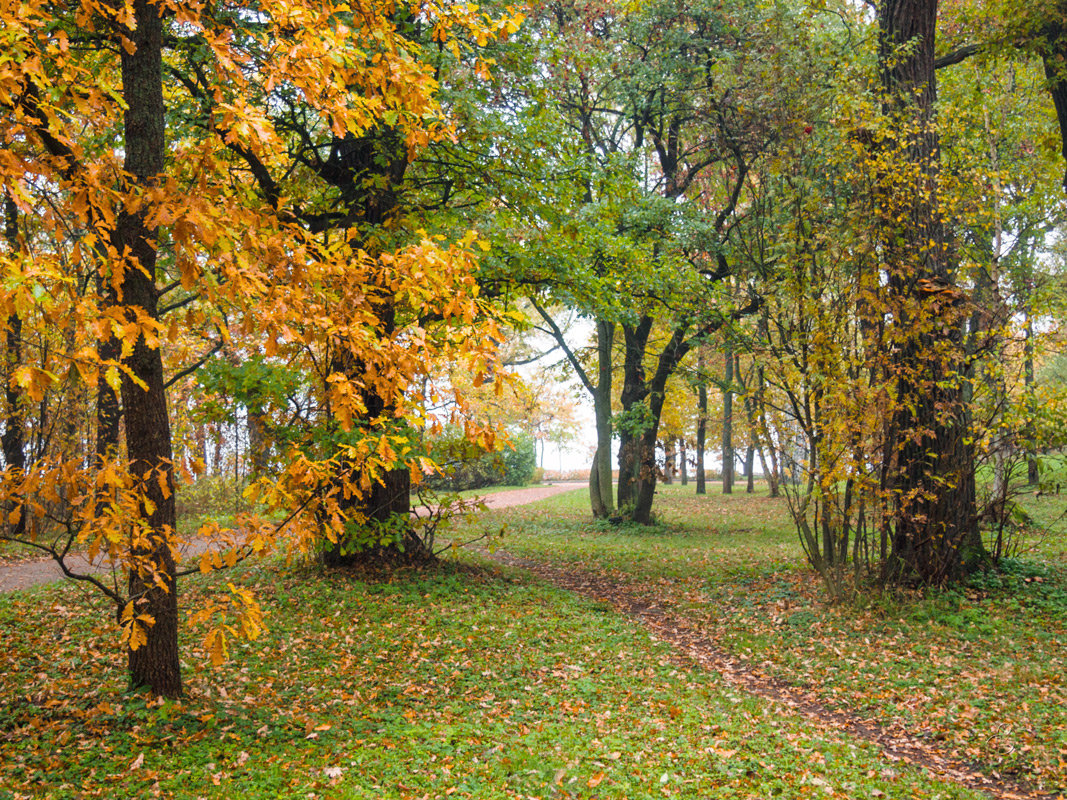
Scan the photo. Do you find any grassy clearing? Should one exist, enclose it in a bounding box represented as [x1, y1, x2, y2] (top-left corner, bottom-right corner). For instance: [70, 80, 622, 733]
[471, 483, 1067, 795]
[3, 552, 983, 798]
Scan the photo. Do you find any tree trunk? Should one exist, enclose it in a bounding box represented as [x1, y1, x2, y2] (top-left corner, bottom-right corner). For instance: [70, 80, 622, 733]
[246, 408, 270, 476]
[630, 326, 691, 524]
[754, 366, 780, 497]
[193, 422, 208, 473]
[2, 197, 25, 487]
[696, 358, 707, 495]
[679, 438, 688, 486]
[878, 0, 981, 584]
[616, 318, 652, 513]
[662, 438, 675, 484]
[721, 345, 734, 494]
[1025, 313, 1039, 485]
[1042, 19, 1067, 191]
[589, 319, 614, 518]
[118, 0, 181, 697]
[322, 308, 426, 568]
[3, 196, 27, 538]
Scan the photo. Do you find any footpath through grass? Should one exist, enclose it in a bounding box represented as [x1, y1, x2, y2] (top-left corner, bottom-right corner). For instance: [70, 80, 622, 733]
[1, 526, 987, 799]
[473, 483, 1067, 796]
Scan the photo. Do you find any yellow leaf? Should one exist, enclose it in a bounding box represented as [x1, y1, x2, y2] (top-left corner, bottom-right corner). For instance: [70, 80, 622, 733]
[157, 469, 171, 500]
[105, 366, 122, 395]
[204, 629, 227, 667]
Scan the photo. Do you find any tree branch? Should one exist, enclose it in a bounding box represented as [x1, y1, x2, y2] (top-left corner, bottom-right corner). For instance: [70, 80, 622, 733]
[528, 298, 595, 394]
[164, 339, 224, 389]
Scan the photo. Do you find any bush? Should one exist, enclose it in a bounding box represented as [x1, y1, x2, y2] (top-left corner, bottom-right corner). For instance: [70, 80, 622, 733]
[427, 429, 536, 491]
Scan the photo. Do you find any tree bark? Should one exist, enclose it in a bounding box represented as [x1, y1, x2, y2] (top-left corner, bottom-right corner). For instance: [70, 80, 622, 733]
[662, 439, 675, 484]
[696, 355, 707, 495]
[616, 318, 653, 513]
[1041, 17, 1067, 191]
[1025, 313, 1039, 485]
[878, 0, 981, 584]
[2, 196, 25, 484]
[589, 319, 615, 518]
[322, 302, 425, 568]
[721, 345, 734, 495]
[118, 0, 181, 697]
[630, 326, 691, 524]
[3, 195, 27, 538]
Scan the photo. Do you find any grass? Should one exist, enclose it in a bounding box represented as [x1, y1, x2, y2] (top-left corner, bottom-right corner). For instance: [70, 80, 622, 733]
[0, 479, 1063, 798]
[467, 482, 1067, 796]
[4, 544, 982, 798]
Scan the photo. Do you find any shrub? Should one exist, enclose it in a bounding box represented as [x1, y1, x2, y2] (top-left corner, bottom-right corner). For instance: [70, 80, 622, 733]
[427, 428, 536, 490]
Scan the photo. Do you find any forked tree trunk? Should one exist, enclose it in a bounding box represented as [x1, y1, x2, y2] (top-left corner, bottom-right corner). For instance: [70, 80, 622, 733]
[616, 318, 652, 514]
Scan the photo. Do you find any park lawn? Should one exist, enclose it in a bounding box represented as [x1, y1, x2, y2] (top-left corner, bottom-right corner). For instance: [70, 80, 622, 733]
[471, 483, 1067, 796]
[0, 552, 986, 799]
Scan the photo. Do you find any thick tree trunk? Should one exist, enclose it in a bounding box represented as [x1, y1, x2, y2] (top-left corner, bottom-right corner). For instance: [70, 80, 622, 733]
[630, 326, 691, 524]
[3, 196, 25, 496]
[879, 0, 981, 584]
[322, 319, 425, 568]
[118, 0, 181, 698]
[2, 310, 23, 474]
[3, 196, 27, 538]
[616, 318, 652, 513]
[1042, 18, 1067, 191]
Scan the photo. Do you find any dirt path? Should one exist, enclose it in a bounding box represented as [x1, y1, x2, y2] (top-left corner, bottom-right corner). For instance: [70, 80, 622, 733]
[0, 482, 586, 594]
[488, 552, 1058, 800]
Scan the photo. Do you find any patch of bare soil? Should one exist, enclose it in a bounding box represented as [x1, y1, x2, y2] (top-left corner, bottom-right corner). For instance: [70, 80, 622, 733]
[477, 481, 586, 509]
[489, 552, 1061, 800]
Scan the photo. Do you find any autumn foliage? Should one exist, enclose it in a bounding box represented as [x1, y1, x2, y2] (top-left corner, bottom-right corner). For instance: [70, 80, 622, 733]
[0, 0, 519, 695]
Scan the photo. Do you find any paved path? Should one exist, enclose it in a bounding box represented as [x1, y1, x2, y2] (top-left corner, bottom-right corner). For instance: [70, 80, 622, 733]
[0, 482, 585, 594]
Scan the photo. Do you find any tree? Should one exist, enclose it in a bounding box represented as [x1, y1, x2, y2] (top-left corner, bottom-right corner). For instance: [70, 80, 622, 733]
[874, 0, 986, 583]
[0, 0, 509, 696]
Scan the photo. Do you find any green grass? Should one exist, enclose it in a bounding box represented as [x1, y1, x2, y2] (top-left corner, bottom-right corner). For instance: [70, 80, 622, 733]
[467, 483, 1067, 795]
[3, 552, 982, 798]
[2, 479, 1064, 798]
